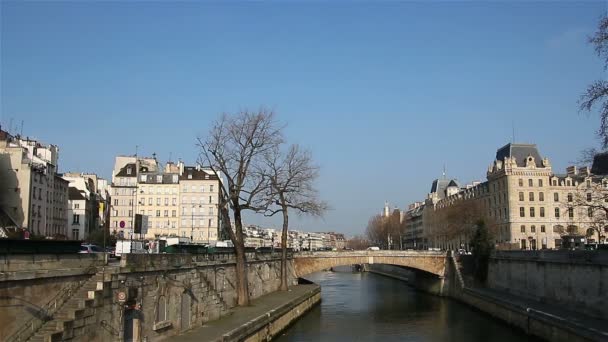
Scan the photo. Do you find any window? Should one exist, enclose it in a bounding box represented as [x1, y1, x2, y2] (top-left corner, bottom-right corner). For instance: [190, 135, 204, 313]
[172, 210, 176, 217]
[156, 210, 161, 217]
[140, 175, 146, 182]
[538, 179, 543, 187]
[568, 208, 574, 218]
[164, 210, 168, 217]
[529, 192, 534, 201]
[521, 225, 526, 233]
[165, 198, 169, 205]
[552, 179, 557, 186]
[588, 207, 593, 218]
[554, 193, 559, 202]
[210, 185, 214, 192]
[149, 198, 153, 205]
[530, 207, 535, 217]
[587, 179, 592, 187]
[519, 192, 524, 201]
[75, 203, 80, 209]
[528, 179, 533, 187]
[209, 196, 212, 204]
[587, 193, 592, 202]
[208, 219, 212, 227]
[539, 192, 544, 201]
[157, 175, 162, 183]
[519, 179, 523, 187]
[128, 210, 132, 217]
[73, 214, 80, 224]
[531, 225, 536, 233]
[555, 208, 560, 218]
[541, 225, 546, 233]
[172, 198, 177, 206]
[183, 186, 188, 192]
[127, 167, 132, 175]
[209, 207, 214, 215]
[188, 174, 192, 179]
[540, 207, 545, 217]
[200, 185, 204, 192]
[520, 207, 525, 217]
[567, 193, 573, 202]
[156, 198, 161, 205]
[566, 180, 571, 186]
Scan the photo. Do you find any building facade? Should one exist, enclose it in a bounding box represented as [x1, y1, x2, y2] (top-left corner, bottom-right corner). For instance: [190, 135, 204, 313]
[415, 143, 608, 251]
[109, 156, 222, 244]
[0, 129, 68, 238]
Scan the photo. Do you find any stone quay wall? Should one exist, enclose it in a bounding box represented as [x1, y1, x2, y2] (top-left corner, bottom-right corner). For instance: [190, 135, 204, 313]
[487, 250, 608, 320]
[1, 251, 297, 342]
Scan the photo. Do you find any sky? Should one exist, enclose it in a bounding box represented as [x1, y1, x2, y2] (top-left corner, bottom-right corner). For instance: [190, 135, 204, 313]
[1, 1, 607, 236]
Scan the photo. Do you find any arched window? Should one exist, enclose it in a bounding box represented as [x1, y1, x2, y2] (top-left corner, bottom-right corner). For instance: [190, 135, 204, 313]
[156, 296, 167, 323]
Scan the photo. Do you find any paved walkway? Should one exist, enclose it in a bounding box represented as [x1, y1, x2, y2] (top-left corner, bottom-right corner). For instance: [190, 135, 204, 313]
[167, 284, 319, 342]
[467, 286, 608, 340]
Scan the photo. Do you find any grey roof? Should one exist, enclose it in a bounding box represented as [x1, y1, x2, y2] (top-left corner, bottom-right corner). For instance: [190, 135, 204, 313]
[138, 173, 179, 184]
[115, 163, 137, 177]
[430, 179, 450, 194]
[179, 167, 220, 181]
[447, 180, 459, 187]
[68, 187, 86, 200]
[495, 143, 544, 168]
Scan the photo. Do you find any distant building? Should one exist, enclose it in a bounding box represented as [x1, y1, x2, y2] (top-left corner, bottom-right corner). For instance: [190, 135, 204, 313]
[0, 128, 68, 238]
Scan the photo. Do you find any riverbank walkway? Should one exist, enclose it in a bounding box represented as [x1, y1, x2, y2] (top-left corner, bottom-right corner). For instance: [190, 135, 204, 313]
[167, 284, 319, 342]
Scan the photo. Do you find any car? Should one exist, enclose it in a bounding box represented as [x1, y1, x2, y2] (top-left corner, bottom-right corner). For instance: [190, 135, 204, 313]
[79, 244, 104, 253]
[367, 246, 380, 251]
[105, 247, 116, 258]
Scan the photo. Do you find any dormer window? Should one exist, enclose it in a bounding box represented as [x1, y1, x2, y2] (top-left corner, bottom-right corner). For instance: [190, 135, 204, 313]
[188, 174, 192, 179]
[156, 175, 162, 183]
[140, 175, 146, 182]
[127, 167, 132, 175]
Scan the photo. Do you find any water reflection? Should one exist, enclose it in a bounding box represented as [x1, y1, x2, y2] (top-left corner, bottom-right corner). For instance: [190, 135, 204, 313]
[276, 271, 539, 342]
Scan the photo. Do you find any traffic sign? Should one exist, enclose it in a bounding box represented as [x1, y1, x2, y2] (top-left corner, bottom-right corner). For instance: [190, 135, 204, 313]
[120, 221, 125, 228]
[117, 291, 126, 303]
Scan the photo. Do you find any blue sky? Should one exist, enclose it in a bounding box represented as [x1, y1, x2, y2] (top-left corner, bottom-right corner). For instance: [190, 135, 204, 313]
[1, 1, 606, 236]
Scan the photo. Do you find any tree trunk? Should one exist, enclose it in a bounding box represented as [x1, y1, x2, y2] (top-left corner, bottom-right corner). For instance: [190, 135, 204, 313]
[280, 208, 289, 291]
[233, 206, 250, 306]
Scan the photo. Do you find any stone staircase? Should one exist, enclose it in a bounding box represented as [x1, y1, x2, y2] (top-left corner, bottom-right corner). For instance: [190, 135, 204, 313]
[25, 268, 114, 342]
[199, 271, 231, 314]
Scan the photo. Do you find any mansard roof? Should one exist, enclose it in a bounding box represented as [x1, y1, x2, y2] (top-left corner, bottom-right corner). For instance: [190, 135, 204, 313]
[179, 166, 220, 181]
[115, 163, 137, 177]
[495, 143, 544, 168]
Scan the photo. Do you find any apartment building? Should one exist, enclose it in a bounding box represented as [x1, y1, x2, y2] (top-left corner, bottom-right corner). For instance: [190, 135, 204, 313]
[0, 129, 68, 237]
[179, 165, 221, 243]
[109, 156, 222, 243]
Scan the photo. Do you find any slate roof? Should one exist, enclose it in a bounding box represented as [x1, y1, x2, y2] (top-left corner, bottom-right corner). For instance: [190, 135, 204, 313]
[179, 167, 220, 181]
[495, 143, 544, 168]
[139, 173, 179, 184]
[68, 187, 86, 201]
[115, 163, 137, 177]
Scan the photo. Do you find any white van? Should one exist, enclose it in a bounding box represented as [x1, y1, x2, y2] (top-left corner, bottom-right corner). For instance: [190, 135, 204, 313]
[115, 240, 146, 258]
[367, 246, 380, 251]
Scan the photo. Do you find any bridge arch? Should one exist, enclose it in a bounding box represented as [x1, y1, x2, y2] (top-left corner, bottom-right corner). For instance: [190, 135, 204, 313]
[292, 251, 448, 278]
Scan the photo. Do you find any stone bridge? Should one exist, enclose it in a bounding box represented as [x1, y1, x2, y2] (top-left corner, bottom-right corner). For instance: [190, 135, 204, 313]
[293, 250, 448, 278]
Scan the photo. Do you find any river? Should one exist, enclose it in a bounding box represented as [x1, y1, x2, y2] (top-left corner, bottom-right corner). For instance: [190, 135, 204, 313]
[276, 271, 539, 341]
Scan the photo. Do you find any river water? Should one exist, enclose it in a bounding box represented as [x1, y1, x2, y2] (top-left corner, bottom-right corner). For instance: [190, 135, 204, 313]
[276, 271, 539, 342]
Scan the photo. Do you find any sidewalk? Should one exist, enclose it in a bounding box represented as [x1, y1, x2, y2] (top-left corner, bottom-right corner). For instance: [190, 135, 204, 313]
[167, 284, 319, 342]
[465, 286, 608, 340]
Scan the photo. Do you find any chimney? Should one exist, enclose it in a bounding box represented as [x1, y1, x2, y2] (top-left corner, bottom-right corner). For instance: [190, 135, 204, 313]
[566, 165, 577, 176]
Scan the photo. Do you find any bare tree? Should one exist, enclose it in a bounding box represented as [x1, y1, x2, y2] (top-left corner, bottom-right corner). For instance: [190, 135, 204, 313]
[197, 108, 282, 306]
[566, 181, 608, 247]
[346, 235, 370, 250]
[580, 15, 608, 147]
[262, 144, 327, 291]
[365, 211, 404, 249]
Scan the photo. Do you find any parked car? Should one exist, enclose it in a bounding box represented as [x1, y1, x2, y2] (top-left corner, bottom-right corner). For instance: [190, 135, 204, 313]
[367, 246, 380, 251]
[79, 244, 104, 253]
[105, 247, 116, 258]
